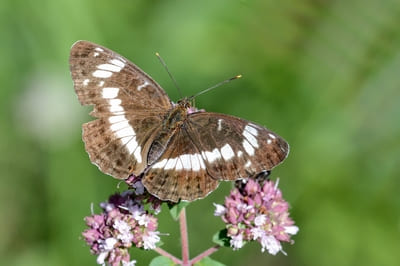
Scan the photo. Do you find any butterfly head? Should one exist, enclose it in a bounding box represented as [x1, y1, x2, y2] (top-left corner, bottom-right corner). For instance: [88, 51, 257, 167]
[177, 97, 192, 109]
[176, 97, 205, 114]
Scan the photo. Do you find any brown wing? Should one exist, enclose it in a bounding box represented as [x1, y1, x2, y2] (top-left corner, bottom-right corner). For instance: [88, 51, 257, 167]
[186, 112, 289, 180]
[70, 41, 172, 178]
[142, 128, 219, 202]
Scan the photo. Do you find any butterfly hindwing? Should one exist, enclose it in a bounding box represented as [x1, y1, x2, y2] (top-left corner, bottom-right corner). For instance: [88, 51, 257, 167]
[143, 127, 219, 202]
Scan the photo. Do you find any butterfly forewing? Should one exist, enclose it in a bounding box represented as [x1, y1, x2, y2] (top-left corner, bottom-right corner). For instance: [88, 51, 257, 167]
[186, 113, 289, 181]
[70, 41, 172, 178]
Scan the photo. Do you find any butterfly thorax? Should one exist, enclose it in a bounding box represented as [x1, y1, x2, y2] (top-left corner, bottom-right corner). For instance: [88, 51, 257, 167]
[147, 100, 190, 165]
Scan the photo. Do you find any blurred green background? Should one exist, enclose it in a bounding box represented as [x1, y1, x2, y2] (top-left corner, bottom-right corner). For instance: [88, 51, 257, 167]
[1, 0, 399, 265]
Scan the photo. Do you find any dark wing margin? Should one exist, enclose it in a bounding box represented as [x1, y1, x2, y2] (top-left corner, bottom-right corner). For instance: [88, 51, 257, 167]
[186, 112, 289, 181]
[69, 41, 172, 178]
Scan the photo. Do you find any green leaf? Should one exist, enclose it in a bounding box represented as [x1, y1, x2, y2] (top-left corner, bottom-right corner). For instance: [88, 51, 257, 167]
[194, 256, 226, 266]
[212, 229, 230, 247]
[168, 201, 190, 220]
[149, 256, 176, 266]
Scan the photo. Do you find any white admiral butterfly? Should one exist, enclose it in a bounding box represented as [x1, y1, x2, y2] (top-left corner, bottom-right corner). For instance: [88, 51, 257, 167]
[69, 41, 289, 202]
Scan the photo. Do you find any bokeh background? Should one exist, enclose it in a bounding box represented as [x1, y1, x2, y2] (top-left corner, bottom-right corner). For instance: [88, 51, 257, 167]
[1, 0, 399, 265]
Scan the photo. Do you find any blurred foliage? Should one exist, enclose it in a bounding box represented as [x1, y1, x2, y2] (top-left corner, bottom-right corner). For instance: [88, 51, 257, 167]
[1, 0, 399, 265]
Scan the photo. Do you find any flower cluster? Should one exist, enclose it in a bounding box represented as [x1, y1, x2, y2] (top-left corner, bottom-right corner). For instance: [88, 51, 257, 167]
[82, 191, 161, 266]
[214, 178, 298, 255]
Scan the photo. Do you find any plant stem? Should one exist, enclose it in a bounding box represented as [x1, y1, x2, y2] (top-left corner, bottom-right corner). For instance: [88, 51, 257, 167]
[190, 245, 221, 264]
[180, 208, 190, 266]
[154, 247, 182, 264]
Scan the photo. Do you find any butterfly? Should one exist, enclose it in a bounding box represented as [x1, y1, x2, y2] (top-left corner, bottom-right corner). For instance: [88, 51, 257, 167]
[69, 41, 289, 202]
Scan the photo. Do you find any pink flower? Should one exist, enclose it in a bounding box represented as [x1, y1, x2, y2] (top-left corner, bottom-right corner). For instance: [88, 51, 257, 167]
[82, 192, 161, 265]
[214, 178, 298, 255]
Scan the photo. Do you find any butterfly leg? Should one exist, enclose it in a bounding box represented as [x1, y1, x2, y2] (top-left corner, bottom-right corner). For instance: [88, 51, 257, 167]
[253, 170, 271, 183]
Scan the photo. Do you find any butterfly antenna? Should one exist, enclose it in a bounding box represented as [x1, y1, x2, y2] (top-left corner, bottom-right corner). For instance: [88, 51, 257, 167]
[189, 74, 242, 100]
[155, 52, 183, 98]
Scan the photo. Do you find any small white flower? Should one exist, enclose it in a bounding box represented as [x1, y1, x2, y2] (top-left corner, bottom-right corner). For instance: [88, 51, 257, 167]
[96, 251, 108, 265]
[260, 235, 282, 255]
[122, 260, 137, 266]
[143, 231, 160, 250]
[230, 234, 244, 250]
[96, 237, 117, 264]
[114, 220, 131, 233]
[114, 220, 133, 244]
[284, 225, 299, 235]
[236, 203, 253, 212]
[102, 237, 117, 251]
[213, 203, 226, 216]
[136, 214, 149, 226]
[250, 227, 265, 240]
[254, 215, 267, 226]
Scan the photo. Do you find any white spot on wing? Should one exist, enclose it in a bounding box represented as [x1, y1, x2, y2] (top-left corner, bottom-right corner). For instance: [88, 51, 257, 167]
[190, 154, 201, 171]
[108, 99, 141, 164]
[220, 144, 234, 161]
[120, 136, 131, 145]
[83, 79, 89, 86]
[243, 139, 255, 155]
[108, 115, 126, 124]
[97, 63, 122, 72]
[245, 125, 258, 136]
[109, 99, 124, 113]
[268, 133, 276, 139]
[95, 47, 104, 52]
[133, 147, 142, 163]
[102, 87, 119, 99]
[267, 139, 272, 144]
[237, 150, 243, 157]
[115, 127, 135, 138]
[122, 136, 138, 155]
[110, 119, 129, 131]
[152, 158, 168, 169]
[243, 129, 259, 148]
[245, 160, 252, 167]
[217, 119, 223, 131]
[197, 154, 206, 169]
[175, 158, 183, 170]
[93, 52, 99, 57]
[137, 81, 150, 91]
[98, 81, 105, 87]
[93, 70, 112, 78]
[203, 148, 222, 163]
[164, 158, 177, 170]
[110, 59, 125, 68]
[180, 154, 191, 170]
[118, 127, 142, 163]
